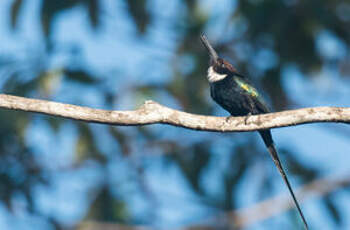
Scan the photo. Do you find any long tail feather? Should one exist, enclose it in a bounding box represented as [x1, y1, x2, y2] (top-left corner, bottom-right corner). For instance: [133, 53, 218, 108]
[259, 130, 308, 230]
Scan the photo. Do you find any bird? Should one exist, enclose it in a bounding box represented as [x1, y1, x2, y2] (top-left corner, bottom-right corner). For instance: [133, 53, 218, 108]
[200, 34, 308, 229]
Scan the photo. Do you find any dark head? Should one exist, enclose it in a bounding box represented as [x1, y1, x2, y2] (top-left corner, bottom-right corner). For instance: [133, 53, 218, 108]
[200, 34, 237, 82]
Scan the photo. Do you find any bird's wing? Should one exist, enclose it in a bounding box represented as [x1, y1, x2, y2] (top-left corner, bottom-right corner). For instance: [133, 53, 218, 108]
[233, 76, 270, 114]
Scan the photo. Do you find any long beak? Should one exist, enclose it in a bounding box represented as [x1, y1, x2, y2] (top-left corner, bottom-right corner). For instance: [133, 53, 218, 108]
[200, 34, 218, 62]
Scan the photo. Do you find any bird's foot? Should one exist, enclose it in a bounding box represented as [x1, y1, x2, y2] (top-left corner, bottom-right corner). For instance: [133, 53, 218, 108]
[225, 116, 235, 123]
[244, 113, 252, 125]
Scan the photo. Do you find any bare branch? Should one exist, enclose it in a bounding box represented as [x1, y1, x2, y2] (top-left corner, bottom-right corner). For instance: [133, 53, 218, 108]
[0, 94, 349, 131]
[228, 174, 350, 228]
[185, 174, 350, 229]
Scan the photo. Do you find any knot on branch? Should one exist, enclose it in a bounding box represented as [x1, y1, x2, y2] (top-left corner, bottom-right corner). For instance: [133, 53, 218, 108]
[139, 100, 163, 114]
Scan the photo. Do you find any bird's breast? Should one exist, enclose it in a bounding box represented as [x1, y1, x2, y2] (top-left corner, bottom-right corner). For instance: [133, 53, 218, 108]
[210, 78, 249, 116]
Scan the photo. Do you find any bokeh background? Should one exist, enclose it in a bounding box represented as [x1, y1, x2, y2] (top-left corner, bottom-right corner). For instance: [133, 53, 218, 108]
[1, 0, 350, 229]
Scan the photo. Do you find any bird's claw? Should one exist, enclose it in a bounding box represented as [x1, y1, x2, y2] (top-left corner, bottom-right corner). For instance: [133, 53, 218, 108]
[225, 116, 234, 123]
[244, 113, 252, 125]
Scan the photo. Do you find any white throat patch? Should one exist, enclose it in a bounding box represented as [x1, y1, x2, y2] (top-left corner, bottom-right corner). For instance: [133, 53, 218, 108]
[207, 66, 227, 83]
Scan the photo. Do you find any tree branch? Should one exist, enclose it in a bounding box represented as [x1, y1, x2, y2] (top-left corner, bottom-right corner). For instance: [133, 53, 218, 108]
[227, 173, 350, 228]
[185, 174, 350, 229]
[0, 94, 349, 131]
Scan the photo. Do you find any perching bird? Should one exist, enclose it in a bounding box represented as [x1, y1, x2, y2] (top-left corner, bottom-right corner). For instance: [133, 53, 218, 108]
[200, 34, 308, 229]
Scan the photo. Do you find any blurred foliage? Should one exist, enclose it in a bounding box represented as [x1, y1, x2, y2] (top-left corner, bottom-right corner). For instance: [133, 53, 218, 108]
[1, 0, 349, 229]
[126, 0, 150, 34]
[40, 0, 102, 39]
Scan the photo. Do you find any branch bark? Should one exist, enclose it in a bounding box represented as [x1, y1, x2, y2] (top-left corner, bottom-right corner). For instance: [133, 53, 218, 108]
[0, 94, 349, 131]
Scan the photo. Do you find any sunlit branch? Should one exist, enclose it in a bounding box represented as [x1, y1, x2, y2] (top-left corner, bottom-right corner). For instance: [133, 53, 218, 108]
[0, 94, 349, 131]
